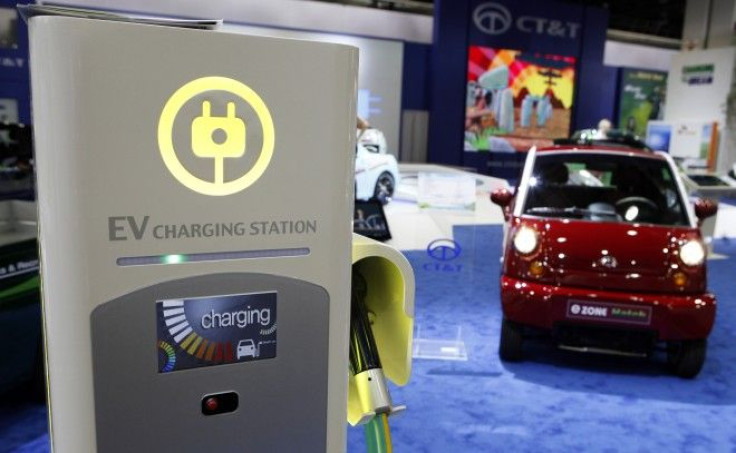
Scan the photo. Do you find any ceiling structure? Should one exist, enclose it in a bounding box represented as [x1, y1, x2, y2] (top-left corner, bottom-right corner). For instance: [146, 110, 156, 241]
[315, 0, 686, 43]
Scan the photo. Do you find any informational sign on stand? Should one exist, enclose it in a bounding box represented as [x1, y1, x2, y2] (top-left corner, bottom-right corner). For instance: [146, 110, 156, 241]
[646, 120, 718, 170]
[417, 172, 476, 211]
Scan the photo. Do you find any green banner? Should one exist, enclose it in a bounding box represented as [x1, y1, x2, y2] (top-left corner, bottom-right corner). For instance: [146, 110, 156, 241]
[618, 69, 667, 137]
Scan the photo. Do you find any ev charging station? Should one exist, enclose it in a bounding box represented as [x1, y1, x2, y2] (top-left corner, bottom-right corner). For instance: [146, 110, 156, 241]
[22, 6, 416, 452]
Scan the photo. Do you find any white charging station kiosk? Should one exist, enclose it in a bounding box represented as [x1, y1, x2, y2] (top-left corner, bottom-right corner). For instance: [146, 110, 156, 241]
[26, 7, 358, 452]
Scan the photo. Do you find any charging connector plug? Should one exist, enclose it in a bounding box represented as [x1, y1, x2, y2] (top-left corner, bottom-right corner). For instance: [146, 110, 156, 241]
[349, 272, 406, 423]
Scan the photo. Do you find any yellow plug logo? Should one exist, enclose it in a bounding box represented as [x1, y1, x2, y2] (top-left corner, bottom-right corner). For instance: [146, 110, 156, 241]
[191, 101, 246, 184]
[158, 76, 275, 196]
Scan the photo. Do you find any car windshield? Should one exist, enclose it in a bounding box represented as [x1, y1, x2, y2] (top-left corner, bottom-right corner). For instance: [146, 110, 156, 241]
[522, 153, 689, 226]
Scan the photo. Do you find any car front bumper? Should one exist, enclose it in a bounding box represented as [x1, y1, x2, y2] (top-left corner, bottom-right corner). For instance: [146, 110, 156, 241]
[501, 275, 716, 341]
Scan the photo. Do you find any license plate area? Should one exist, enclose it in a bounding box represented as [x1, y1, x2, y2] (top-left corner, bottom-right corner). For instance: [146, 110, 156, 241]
[566, 300, 652, 326]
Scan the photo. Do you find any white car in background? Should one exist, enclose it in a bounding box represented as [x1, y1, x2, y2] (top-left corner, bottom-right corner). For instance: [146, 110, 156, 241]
[355, 129, 399, 204]
[357, 127, 388, 155]
[355, 143, 399, 204]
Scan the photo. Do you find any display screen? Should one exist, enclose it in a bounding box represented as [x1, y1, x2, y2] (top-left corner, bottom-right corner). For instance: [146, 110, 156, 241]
[156, 292, 277, 373]
[645, 122, 672, 152]
[354, 199, 391, 241]
[465, 46, 576, 152]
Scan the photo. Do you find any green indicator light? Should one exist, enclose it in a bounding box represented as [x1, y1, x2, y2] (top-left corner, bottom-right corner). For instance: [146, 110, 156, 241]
[163, 254, 186, 265]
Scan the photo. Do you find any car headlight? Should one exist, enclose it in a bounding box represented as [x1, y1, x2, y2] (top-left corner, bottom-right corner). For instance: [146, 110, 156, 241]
[679, 240, 705, 266]
[513, 225, 539, 255]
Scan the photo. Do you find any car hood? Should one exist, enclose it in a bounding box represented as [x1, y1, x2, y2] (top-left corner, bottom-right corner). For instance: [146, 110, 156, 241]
[358, 151, 397, 167]
[547, 220, 674, 272]
[517, 217, 705, 293]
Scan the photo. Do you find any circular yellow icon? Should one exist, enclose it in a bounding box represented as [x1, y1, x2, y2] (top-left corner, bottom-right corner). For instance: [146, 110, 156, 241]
[158, 76, 275, 196]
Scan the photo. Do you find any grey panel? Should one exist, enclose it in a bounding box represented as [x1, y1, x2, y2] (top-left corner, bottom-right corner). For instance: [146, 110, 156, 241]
[400, 110, 429, 163]
[91, 273, 329, 453]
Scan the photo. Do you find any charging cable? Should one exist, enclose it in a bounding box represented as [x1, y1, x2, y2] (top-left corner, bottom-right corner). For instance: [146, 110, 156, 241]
[349, 272, 401, 453]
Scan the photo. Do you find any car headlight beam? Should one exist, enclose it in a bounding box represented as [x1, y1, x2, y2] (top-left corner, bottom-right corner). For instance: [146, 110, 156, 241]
[513, 226, 539, 255]
[679, 240, 705, 266]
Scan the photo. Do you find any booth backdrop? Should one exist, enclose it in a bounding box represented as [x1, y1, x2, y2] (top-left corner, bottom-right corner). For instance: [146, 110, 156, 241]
[428, 0, 615, 178]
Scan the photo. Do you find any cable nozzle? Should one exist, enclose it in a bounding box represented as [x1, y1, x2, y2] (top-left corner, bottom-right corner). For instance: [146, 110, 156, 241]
[352, 368, 406, 425]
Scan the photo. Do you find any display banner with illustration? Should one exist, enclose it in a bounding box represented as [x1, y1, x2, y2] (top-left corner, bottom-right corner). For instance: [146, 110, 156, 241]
[465, 46, 576, 152]
[617, 69, 667, 137]
[429, 0, 607, 175]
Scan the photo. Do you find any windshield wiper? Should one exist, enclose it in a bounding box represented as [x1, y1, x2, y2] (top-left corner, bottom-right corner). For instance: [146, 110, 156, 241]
[526, 206, 619, 219]
[526, 207, 582, 217]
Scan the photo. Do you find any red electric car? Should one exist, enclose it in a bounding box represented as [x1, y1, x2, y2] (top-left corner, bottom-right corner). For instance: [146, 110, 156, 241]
[491, 145, 718, 378]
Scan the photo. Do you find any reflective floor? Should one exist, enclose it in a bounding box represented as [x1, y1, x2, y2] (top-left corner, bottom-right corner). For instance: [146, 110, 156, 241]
[3, 165, 736, 452]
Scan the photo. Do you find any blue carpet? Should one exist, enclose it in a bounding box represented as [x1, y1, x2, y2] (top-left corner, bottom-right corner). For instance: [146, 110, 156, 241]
[719, 197, 736, 206]
[4, 226, 736, 452]
[347, 227, 736, 452]
[0, 400, 47, 453]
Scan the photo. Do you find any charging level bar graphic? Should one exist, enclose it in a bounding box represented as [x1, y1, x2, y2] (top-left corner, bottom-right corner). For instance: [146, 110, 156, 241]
[117, 247, 310, 266]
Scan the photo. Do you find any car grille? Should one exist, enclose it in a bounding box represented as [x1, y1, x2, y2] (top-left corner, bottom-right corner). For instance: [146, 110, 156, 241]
[553, 322, 657, 355]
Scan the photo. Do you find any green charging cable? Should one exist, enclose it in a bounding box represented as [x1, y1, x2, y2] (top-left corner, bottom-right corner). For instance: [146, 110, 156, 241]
[364, 413, 392, 453]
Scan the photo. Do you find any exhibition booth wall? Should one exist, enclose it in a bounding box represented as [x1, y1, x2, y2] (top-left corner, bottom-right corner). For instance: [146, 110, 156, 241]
[0, 0, 681, 165]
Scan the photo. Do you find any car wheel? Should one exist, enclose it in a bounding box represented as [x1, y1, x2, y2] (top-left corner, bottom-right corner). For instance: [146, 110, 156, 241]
[374, 172, 395, 205]
[667, 339, 707, 379]
[499, 317, 524, 361]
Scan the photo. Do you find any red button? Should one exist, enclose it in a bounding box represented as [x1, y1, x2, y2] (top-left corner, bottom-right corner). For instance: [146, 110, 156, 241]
[204, 397, 219, 412]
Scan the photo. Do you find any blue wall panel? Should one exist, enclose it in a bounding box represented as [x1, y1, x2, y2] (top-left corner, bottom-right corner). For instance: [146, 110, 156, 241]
[428, 0, 470, 166]
[575, 64, 619, 130]
[573, 6, 614, 131]
[402, 42, 432, 111]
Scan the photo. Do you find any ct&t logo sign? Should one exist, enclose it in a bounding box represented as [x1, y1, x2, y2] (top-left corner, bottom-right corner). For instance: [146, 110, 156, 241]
[158, 76, 275, 196]
[424, 239, 463, 272]
[472, 2, 581, 39]
[427, 239, 462, 261]
[473, 2, 512, 36]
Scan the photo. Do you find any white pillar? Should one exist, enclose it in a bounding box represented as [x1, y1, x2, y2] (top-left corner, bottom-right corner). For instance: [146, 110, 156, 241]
[683, 0, 736, 49]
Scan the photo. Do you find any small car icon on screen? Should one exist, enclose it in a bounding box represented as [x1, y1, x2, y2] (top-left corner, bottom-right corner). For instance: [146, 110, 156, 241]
[236, 339, 258, 359]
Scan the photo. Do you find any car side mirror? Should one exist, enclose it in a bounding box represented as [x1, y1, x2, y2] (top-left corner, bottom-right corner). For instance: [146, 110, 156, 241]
[490, 188, 514, 221]
[490, 188, 514, 208]
[694, 198, 717, 221]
